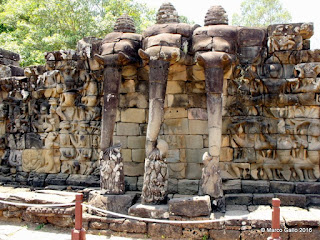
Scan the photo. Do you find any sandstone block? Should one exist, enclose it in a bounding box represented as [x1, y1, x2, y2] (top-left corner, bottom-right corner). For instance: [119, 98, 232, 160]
[166, 81, 186, 94]
[177, 179, 199, 195]
[186, 163, 202, 180]
[127, 136, 145, 149]
[270, 181, 295, 193]
[45, 173, 69, 186]
[186, 148, 208, 163]
[307, 194, 320, 206]
[169, 195, 211, 217]
[66, 174, 87, 186]
[168, 163, 186, 179]
[182, 228, 209, 239]
[168, 64, 187, 81]
[116, 123, 140, 136]
[148, 223, 182, 239]
[121, 149, 132, 162]
[110, 219, 147, 233]
[113, 136, 128, 148]
[189, 120, 208, 135]
[121, 109, 146, 123]
[160, 135, 186, 149]
[274, 193, 307, 208]
[167, 94, 189, 107]
[163, 119, 189, 135]
[124, 176, 137, 191]
[129, 204, 169, 219]
[131, 149, 145, 163]
[89, 221, 109, 230]
[120, 93, 148, 108]
[124, 162, 144, 176]
[189, 93, 207, 108]
[252, 194, 274, 205]
[164, 107, 187, 119]
[222, 180, 242, 194]
[242, 180, 270, 193]
[88, 191, 136, 216]
[225, 193, 253, 205]
[296, 182, 320, 194]
[186, 81, 206, 93]
[166, 149, 180, 163]
[220, 147, 233, 162]
[185, 135, 203, 148]
[188, 108, 208, 120]
[168, 178, 178, 194]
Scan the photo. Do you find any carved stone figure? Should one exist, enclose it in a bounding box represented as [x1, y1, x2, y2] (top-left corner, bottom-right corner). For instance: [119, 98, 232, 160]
[139, 2, 194, 204]
[193, 5, 234, 199]
[95, 14, 142, 194]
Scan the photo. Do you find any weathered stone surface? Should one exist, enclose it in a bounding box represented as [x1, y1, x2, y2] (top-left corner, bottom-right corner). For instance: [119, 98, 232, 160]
[185, 163, 202, 179]
[124, 176, 137, 191]
[110, 219, 147, 233]
[164, 107, 187, 119]
[270, 181, 295, 193]
[131, 149, 145, 162]
[88, 191, 136, 217]
[121, 109, 146, 123]
[45, 173, 69, 186]
[189, 120, 209, 135]
[252, 193, 274, 205]
[116, 123, 140, 136]
[274, 193, 307, 208]
[66, 174, 87, 186]
[177, 179, 199, 195]
[225, 194, 253, 205]
[182, 228, 209, 239]
[128, 203, 169, 219]
[169, 195, 211, 217]
[242, 180, 270, 193]
[307, 194, 320, 206]
[123, 162, 144, 176]
[148, 223, 182, 239]
[222, 180, 241, 194]
[296, 182, 320, 194]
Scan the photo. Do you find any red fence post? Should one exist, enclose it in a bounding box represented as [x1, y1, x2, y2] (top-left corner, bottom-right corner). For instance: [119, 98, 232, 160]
[268, 198, 281, 240]
[72, 193, 86, 240]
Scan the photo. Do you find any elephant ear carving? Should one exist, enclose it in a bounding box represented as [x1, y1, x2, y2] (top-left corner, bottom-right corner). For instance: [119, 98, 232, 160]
[118, 52, 131, 66]
[94, 54, 105, 65]
[138, 49, 150, 63]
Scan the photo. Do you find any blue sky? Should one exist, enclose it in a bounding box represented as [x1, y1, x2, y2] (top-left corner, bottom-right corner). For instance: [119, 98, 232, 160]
[136, 0, 320, 49]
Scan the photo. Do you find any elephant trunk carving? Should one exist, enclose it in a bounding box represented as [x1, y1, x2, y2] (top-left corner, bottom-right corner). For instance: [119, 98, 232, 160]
[140, 53, 170, 204]
[198, 52, 231, 199]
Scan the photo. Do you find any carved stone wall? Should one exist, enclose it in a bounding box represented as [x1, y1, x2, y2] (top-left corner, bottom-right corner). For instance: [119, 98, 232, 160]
[0, 7, 319, 193]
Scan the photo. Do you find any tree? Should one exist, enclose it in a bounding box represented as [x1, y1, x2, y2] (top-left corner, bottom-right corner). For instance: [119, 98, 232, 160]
[232, 0, 292, 27]
[0, 0, 155, 66]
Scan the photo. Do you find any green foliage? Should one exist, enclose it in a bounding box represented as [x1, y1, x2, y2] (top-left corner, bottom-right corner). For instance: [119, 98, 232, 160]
[0, 0, 156, 66]
[232, 0, 292, 27]
[202, 235, 209, 240]
[179, 15, 195, 25]
[35, 223, 45, 230]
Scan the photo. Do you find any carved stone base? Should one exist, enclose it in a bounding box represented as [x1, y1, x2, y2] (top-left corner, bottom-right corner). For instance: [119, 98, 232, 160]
[199, 153, 223, 199]
[100, 145, 124, 194]
[141, 158, 168, 205]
